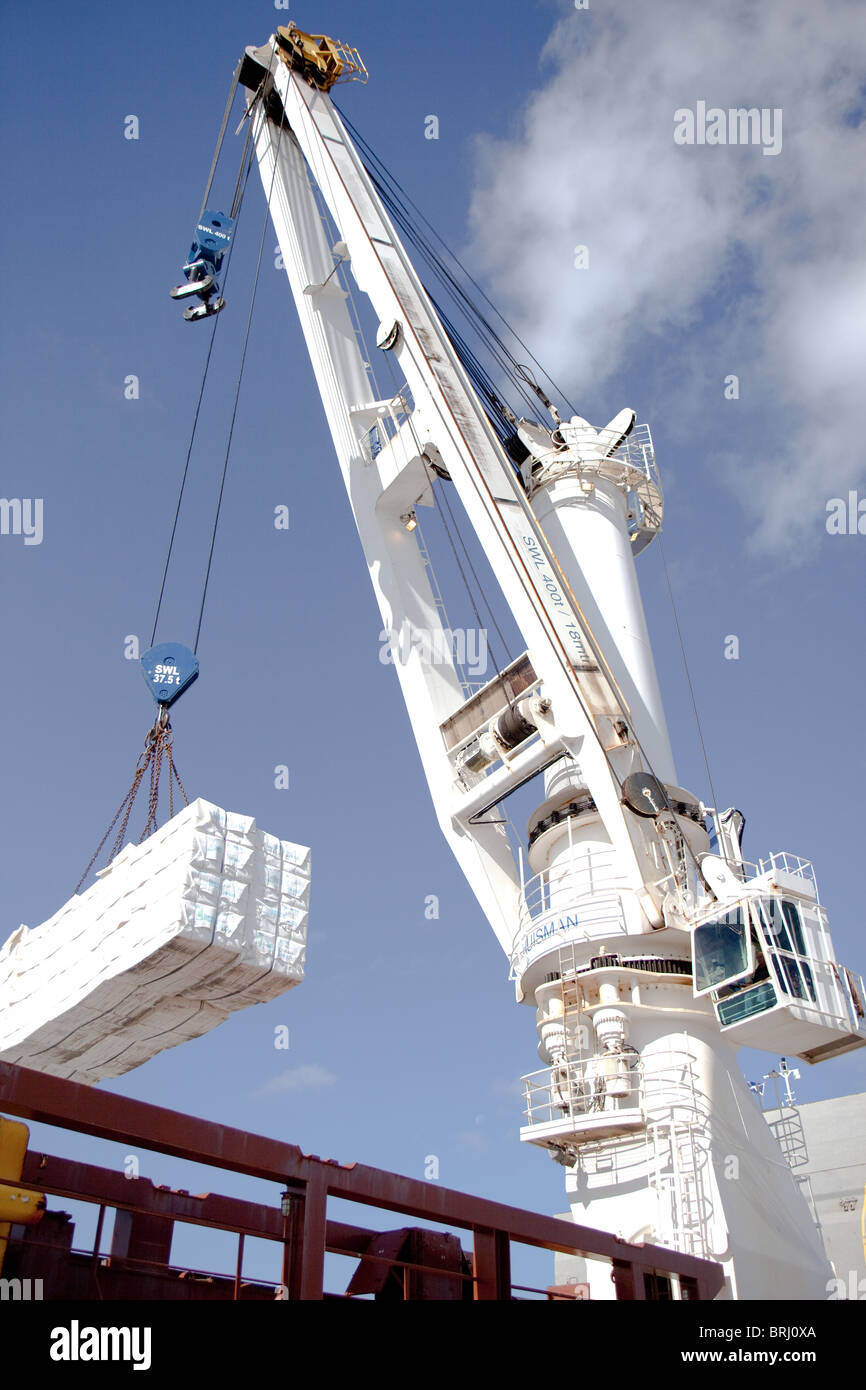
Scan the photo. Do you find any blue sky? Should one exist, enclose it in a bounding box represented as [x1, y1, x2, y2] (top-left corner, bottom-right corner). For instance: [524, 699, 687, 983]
[1, 0, 864, 1291]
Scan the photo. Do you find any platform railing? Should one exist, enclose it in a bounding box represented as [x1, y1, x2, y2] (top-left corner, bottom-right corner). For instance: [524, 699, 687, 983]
[522, 1051, 643, 1130]
[510, 844, 629, 978]
[734, 850, 818, 896]
[358, 384, 415, 464]
[521, 1048, 705, 1134]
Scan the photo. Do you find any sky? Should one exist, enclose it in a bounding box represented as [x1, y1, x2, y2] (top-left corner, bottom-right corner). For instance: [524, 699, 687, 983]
[0, 0, 864, 1295]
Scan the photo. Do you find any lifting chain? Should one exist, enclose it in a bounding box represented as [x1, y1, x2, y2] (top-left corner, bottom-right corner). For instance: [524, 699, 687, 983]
[74, 708, 189, 894]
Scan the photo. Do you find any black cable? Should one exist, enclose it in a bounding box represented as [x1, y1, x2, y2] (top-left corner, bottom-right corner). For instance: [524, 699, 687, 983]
[658, 537, 719, 810]
[430, 470, 508, 689]
[149, 138, 255, 650]
[377, 181, 550, 432]
[339, 109, 579, 420]
[434, 476, 515, 670]
[367, 166, 545, 424]
[230, 116, 254, 218]
[367, 173, 549, 450]
[192, 115, 286, 653]
[198, 63, 241, 224]
[149, 321, 219, 649]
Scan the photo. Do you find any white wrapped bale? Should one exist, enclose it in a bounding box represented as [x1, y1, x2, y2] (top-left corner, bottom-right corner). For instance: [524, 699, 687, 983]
[0, 798, 310, 1083]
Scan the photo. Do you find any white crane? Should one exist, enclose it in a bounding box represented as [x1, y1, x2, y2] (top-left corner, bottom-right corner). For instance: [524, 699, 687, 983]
[240, 22, 866, 1300]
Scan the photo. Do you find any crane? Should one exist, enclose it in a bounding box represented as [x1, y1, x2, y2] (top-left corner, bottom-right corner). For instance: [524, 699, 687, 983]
[235, 21, 866, 1300]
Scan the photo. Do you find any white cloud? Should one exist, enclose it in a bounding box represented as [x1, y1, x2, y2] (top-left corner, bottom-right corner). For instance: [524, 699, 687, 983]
[465, 0, 866, 558]
[489, 1077, 522, 1098]
[252, 1063, 337, 1097]
[456, 1128, 488, 1154]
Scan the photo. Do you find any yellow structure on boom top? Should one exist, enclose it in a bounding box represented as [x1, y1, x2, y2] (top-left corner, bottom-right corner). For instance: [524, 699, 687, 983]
[276, 22, 367, 91]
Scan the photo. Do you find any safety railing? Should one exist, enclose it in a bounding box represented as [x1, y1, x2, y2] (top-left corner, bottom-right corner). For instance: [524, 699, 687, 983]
[613, 422, 658, 487]
[522, 1051, 643, 1132]
[357, 384, 415, 464]
[510, 845, 629, 978]
[752, 851, 818, 895]
[521, 1048, 709, 1139]
[717, 850, 818, 897]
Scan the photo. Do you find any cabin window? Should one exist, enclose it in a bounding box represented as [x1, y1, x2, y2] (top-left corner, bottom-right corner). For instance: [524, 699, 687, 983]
[693, 907, 753, 995]
[757, 897, 816, 1003]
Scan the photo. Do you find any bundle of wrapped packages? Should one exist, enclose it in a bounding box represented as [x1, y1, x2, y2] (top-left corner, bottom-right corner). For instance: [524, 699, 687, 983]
[0, 798, 310, 1084]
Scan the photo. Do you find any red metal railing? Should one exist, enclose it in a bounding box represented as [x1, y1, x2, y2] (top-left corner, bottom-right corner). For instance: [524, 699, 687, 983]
[0, 1061, 724, 1300]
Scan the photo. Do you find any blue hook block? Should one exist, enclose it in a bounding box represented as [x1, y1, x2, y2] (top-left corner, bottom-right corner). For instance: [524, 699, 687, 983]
[182, 209, 234, 285]
[140, 643, 199, 707]
[193, 209, 233, 265]
[170, 209, 234, 318]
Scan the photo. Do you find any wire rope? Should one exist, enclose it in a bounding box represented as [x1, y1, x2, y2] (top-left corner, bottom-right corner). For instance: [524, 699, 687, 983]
[149, 113, 256, 648]
[192, 97, 288, 653]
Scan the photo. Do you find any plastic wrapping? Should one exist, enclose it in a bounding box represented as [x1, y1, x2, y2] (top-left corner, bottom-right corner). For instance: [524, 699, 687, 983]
[0, 798, 310, 1083]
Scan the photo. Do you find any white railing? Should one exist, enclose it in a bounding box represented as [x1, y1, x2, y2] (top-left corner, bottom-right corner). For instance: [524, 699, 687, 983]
[521, 1047, 707, 1133]
[752, 850, 818, 897]
[509, 844, 629, 978]
[615, 424, 663, 552]
[692, 852, 819, 923]
[522, 1052, 643, 1130]
[358, 385, 415, 464]
[519, 848, 620, 924]
[526, 421, 659, 491]
[715, 850, 817, 895]
[612, 422, 658, 487]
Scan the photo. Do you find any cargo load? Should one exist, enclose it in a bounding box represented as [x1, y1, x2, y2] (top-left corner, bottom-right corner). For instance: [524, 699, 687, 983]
[0, 798, 310, 1084]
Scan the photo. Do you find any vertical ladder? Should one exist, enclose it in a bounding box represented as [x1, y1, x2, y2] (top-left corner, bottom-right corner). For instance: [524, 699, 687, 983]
[646, 1048, 711, 1258]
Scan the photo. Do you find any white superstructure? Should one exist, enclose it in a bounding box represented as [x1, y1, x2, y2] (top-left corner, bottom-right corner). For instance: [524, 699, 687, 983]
[243, 24, 866, 1298]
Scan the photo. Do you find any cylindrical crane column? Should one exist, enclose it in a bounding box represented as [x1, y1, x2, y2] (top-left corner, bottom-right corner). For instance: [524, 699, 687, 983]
[531, 466, 675, 786]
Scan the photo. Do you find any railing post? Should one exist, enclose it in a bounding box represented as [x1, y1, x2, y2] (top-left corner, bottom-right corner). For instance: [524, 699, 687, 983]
[611, 1258, 647, 1299]
[233, 1232, 245, 1300]
[473, 1226, 511, 1300]
[282, 1174, 328, 1300]
[89, 1204, 106, 1297]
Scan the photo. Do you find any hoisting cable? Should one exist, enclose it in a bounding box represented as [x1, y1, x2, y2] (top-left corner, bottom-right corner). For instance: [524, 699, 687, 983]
[337, 109, 580, 423]
[331, 112, 561, 456]
[149, 122, 256, 650]
[151, 50, 279, 649]
[433, 473, 516, 674]
[427, 293, 537, 445]
[657, 538, 719, 811]
[362, 170, 554, 451]
[193, 104, 288, 654]
[373, 333, 517, 700]
[334, 115, 700, 881]
[76, 74, 278, 890]
[390, 361, 518, 699]
[342, 114, 709, 893]
[367, 177, 548, 433]
[197, 63, 242, 224]
[426, 470, 507, 683]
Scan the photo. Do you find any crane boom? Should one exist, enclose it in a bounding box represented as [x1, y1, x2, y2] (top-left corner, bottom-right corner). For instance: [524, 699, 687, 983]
[239, 28, 866, 1300]
[241, 38, 689, 955]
